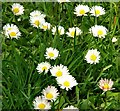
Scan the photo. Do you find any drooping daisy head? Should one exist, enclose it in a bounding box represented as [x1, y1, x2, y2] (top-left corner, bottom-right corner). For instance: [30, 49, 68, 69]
[98, 78, 114, 92]
[85, 49, 100, 64]
[63, 105, 79, 111]
[56, 75, 78, 91]
[30, 16, 45, 28]
[52, 26, 65, 35]
[90, 6, 105, 17]
[42, 86, 59, 101]
[12, 3, 24, 16]
[45, 47, 59, 60]
[74, 4, 90, 16]
[30, 10, 46, 18]
[66, 27, 82, 38]
[36, 62, 51, 74]
[33, 96, 51, 109]
[50, 64, 70, 78]
[89, 25, 108, 38]
[58, 0, 70, 3]
[3, 24, 21, 39]
[40, 22, 51, 31]
[112, 37, 117, 43]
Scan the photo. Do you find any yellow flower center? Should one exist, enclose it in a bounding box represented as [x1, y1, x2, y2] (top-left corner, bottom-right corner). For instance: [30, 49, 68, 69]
[43, 25, 48, 30]
[58, 29, 61, 34]
[90, 54, 97, 61]
[56, 70, 63, 77]
[95, 10, 100, 15]
[103, 83, 109, 89]
[38, 103, 46, 109]
[63, 81, 70, 87]
[34, 20, 40, 26]
[42, 66, 47, 71]
[9, 32, 16, 36]
[46, 93, 53, 99]
[79, 9, 85, 14]
[48, 52, 54, 57]
[97, 30, 103, 35]
[70, 31, 75, 37]
[13, 7, 19, 13]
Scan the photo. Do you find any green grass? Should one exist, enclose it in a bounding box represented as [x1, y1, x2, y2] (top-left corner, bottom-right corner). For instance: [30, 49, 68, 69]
[2, 2, 120, 110]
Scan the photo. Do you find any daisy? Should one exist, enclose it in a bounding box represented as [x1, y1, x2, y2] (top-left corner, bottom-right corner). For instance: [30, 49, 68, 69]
[40, 22, 51, 31]
[90, 6, 105, 17]
[33, 96, 51, 109]
[66, 27, 82, 38]
[58, 0, 70, 3]
[30, 10, 46, 18]
[89, 25, 108, 38]
[3, 24, 21, 39]
[56, 75, 78, 91]
[50, 64, 70, 78]
[30, 16, 45, 28]
[74, 4, 90, 16]
[36, 62, 51, 74]
[98, 78, 114, 92]
[112, 37, 117, 43]
[63, 105, 79, 111]
[12, 3, 24, 16]
[42, 86, 59, 101]
[45, 47, 59, 60]
[52, 26, 65, 35]
[85, 49, 100, 64]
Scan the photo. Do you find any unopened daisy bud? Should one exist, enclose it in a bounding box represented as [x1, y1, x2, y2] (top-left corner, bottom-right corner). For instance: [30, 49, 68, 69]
[112, 37, 117, 43]
[90, 6, 105, 17]
[45, 47, 59, 60]
[50, 64, 70, 78]
[12, 3, 24, 16]
[36, 62, 51, 74]
[42, 86, 59, 101]
[56, 75, 78, 91]
[74, 4, 90, 16]
[66, 27, 82, 38]
[52, 26, 65, 35]
[98, 78, 114, 92]
[33, 96, 51, 109]
[89, 25, 108, 38]
[85, 49, 100, 64]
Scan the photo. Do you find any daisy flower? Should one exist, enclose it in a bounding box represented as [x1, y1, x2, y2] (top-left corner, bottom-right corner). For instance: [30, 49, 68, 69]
[30, 10, 46, 18]
[66, 27, 82, 38]
[56, 75, 78, 91]
[42, 86, 59, 101]
[33, 96, 51, 109]
[36, 62, 51, 74]
[12, 3, 24, 16]
[112, 37, 117, 43]
[3, 24, 21, 39]
[98, 78, 114, 92]
[30, 16, 45, 28]
[52, 26, 65, 35]
[45, 47, 59, 60]
[63, 105, 79, 111]
[89, 25, 108, 38]
[74, 4, 90, 16]
[85, 49, 100, 64]
[58, 0, 70, 3]
[40, 22, 51, 31]
[90, 6, 105, 17]
[50, 64, 70, 78]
